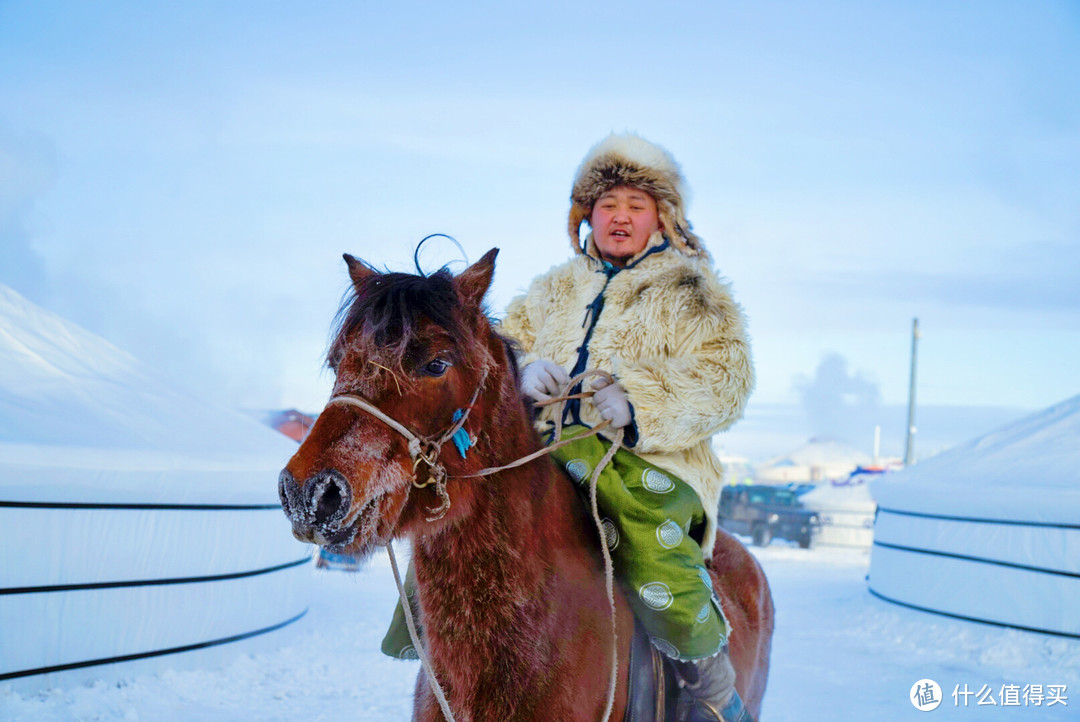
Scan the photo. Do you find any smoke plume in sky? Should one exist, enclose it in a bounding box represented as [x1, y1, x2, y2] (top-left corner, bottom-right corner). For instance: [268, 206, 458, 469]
[794, 353, 882, 445]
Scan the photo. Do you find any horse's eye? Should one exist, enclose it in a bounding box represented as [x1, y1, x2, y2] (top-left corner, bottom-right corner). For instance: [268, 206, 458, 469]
[423, 358, 451, 377]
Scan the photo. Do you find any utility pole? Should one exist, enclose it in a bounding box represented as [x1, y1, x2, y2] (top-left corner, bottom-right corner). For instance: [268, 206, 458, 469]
[904, 318, 920, 466]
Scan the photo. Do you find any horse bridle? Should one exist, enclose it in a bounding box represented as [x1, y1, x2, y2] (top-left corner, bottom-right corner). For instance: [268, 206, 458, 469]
[326, 368, 489, 521]
[325, 367, 623, 722]
[326, 368, 628, 522]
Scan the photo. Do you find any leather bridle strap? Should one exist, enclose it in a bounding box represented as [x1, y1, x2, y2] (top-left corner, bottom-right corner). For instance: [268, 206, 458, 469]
[328, 394, 426, 455]
[327, 368, 489, 521]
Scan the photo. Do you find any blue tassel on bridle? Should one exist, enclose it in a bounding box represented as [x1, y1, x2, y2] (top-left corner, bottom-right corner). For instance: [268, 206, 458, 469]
[451, 408, 474, 459]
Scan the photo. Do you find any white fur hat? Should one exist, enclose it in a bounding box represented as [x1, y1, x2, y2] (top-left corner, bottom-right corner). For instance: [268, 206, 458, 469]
[568, 133, 704, 257]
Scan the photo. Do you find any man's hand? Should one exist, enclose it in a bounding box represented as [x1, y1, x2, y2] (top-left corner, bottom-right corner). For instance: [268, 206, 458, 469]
[591, 376, 632, 428]
[521, 359, 570, 403]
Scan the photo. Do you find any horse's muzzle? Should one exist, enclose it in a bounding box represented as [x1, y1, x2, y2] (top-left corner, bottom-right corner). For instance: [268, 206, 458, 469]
[278, 468, 356, 547]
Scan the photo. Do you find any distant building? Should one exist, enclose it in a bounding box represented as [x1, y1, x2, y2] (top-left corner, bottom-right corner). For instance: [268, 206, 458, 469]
[754, 437, 872, 484]
[712, 441, 752, 486]
[264, 409, 317, 442]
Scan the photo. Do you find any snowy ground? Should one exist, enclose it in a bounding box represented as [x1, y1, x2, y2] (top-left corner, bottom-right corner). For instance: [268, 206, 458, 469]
[3, 543, 1078, 721]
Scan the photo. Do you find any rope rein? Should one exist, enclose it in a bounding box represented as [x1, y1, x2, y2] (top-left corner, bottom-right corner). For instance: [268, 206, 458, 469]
[386, 541, 455, 720]
[329, 369, 623, 722]
[589, 424, 624, 722]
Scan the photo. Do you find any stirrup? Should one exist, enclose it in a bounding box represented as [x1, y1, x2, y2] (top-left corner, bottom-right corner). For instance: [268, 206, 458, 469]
[717, 690, 754, 722]
[678, 689, 755, 722]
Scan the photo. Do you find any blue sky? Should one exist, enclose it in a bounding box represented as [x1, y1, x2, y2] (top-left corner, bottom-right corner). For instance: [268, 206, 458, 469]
[2, 1, 1077, 425]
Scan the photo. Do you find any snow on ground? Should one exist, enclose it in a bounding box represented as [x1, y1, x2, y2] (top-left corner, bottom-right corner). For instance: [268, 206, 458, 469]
[757, 544, 1078, 720]
[3, 543, 1078, 721]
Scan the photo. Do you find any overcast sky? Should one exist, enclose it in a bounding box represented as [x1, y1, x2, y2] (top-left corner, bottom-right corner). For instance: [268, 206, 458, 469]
[2, 0, 1077, 420]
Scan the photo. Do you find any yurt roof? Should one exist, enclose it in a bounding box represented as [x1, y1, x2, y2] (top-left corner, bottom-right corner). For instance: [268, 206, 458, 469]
[872, 394, 1080, 524]
[0, 283, 297, 503]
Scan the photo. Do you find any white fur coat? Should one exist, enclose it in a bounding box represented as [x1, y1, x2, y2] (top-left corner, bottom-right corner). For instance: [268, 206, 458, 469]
[500, 233, 754, 555]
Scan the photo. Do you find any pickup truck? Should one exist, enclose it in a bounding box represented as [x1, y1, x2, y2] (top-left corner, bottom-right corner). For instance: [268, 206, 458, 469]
[718, 484, 821, 548]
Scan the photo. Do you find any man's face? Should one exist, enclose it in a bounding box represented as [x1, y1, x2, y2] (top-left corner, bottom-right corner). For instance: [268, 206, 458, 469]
[589, 186, 660, 267]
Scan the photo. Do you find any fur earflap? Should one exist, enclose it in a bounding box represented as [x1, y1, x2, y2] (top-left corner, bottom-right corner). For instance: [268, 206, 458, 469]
[568, 133, 705, 258]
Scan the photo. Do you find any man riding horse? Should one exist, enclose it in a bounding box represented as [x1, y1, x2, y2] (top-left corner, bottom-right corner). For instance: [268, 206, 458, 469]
[503, 133, 755, 721]
[378, 132, 756, 720]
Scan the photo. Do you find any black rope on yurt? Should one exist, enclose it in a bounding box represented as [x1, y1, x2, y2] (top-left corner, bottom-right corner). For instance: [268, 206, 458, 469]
[0, 609, 309, 681]
[872, 541, 1080, 579]
[0, 500, 283, 510]
[867, 587, 1080, 641]
[876, 506, 1080, 530]
[0, 555, 313, 596]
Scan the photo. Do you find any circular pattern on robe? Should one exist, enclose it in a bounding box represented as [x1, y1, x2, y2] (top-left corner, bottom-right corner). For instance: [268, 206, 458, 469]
[650, 637, 681, 659]
[565, 459, 590, 484]
[697, 565, 714, 590]
[696, 603, 712, 624]
[656, 519, 684, 549]
[602, 518, 620, 550]
[399, 645, 419, 660]
[642, 468, 675, 493]
[639, 581, 674, 611]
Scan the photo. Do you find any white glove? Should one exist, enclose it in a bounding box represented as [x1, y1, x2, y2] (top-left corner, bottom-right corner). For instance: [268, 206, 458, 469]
[521, 359, 570, 403]
[591, 376, 632, 428]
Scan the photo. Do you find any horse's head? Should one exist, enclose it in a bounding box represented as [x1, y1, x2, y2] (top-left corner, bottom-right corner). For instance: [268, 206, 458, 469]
[279, 248, 508, 558]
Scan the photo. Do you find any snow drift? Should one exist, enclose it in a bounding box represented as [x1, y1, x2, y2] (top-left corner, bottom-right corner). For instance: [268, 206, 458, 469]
[800, 477, 877, 548]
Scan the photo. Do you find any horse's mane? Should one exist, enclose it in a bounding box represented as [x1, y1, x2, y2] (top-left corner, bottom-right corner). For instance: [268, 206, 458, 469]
[327, 265, 521, 386]
[328, 269, 466, 374]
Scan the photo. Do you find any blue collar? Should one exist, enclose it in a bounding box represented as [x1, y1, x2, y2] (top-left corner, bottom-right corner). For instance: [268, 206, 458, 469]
[596, 238, 671, 276]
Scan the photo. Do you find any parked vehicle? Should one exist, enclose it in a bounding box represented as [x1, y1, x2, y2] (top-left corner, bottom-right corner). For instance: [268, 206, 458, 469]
[718, 484, 821, 548]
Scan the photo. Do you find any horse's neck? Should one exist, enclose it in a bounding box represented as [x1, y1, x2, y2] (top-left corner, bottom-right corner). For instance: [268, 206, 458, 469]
[413, 453, 582, 636]
[410, 413, 603, 710]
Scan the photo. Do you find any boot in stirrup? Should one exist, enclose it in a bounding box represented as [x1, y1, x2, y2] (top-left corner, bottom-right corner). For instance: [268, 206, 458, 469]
[673, 649, 755, 722]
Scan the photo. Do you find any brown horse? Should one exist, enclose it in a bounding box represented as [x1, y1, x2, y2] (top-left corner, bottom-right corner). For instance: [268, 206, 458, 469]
[279, 249, 773, 721]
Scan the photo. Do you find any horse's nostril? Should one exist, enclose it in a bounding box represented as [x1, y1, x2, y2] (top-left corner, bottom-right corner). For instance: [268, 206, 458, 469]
[315, 482, 342, 521]
[278, 470, 294, 516]
[307, 472, 351, 529]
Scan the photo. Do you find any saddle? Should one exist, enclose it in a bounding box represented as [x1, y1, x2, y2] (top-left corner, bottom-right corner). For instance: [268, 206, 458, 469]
[624, 620, 753, 722]
[623, 617, 678, 722]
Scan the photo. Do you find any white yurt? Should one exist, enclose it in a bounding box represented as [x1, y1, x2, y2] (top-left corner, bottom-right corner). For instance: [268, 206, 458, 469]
[869, 394, 1080, 638]
[0, 284, 311, 691]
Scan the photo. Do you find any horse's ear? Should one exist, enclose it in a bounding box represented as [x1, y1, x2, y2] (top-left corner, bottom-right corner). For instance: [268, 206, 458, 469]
[343, 253, 375, 287]
[456, 248, 498, 308]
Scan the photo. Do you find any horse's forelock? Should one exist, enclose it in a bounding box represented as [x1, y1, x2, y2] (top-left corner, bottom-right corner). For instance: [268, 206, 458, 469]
[327, 269, 471, 376]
